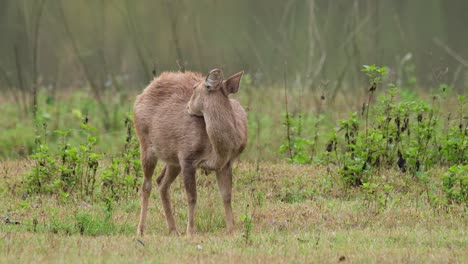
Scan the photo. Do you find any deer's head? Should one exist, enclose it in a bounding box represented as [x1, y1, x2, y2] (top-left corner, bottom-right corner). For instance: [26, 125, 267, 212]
[187, 69, 243, 117]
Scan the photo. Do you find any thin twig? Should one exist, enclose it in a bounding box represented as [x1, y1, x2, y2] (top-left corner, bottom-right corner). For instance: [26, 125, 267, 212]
[433, 38, 468, 68]
[14, 44, 27, 115]
[31, 0, 47, 119]
[365, 83, 376, 140]
[165, 0, 184, 72]
[339, 14, 372, 50]
[283, 61, 293, 160]
[123, 0, 151, 79]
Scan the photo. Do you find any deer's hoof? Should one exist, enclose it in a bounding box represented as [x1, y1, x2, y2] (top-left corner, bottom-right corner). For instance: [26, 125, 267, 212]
[169, 229, 181, 236]
[137, 226, 145, 236]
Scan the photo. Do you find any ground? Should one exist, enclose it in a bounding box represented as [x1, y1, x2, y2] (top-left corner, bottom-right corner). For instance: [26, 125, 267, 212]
[0, 160, 466, 263]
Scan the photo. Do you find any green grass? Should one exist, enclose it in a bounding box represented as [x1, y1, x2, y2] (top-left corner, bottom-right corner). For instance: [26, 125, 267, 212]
[1, 70, 466, 262]
[1, 161, 466, 263]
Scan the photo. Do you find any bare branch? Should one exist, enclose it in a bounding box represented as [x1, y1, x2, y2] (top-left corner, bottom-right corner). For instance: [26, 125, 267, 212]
[433, 38, 468, 68]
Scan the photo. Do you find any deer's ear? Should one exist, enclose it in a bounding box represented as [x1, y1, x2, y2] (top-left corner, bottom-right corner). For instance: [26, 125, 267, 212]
[205, 69, 224, 90]
[223, 71, 243, 94]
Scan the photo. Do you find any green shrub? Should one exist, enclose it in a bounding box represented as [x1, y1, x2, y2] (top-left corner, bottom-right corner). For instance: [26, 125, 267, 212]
[442, 165, 467, 205]
[24, 112, 141, 203]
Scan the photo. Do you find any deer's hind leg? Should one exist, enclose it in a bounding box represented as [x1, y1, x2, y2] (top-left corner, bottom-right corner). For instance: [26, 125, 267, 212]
[158, 164, 181, 235]
[137, 148, 157, 236]
[181, 161, 197, 236]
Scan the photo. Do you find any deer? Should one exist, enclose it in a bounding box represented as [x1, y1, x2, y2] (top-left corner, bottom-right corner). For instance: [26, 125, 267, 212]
[133, 69, 247, 236]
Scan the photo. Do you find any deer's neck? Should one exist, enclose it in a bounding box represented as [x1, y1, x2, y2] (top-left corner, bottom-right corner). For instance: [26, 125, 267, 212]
[203, 97, 241, 169]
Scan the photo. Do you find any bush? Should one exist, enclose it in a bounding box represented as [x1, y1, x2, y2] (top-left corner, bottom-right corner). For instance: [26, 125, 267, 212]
[24, 113, 141, 202]
[280, 65, 466, 189]
[442, 165, 467, 205]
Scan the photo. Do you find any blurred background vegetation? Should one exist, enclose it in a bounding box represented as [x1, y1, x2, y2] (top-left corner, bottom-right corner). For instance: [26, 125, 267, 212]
[1, 0, 467, 93]
[0, 0, 467, 160]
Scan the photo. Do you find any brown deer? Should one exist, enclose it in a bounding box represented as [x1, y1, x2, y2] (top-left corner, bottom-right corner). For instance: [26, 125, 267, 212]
[133, 69, 247, 236]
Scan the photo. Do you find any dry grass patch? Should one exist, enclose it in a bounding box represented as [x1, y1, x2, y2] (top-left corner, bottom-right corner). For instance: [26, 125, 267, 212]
[0, 160, 466, 263]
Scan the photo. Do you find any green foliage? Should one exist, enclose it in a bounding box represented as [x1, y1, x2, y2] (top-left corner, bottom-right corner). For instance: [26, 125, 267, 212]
[240, 205, 253, 245]
[75, 211, 116, 236]
[279, 113, 315, 164]
[322, 67, 467, 188]
[100, 116, 142, 201]
[362, 182, 393, 212]
[24, 112, 142, 203]
[442, 165, 467, 205]
[25, 115, 100, 197]
[276, 64, 466, 198]
[279, 177, 315, 203]
[19, 199, 132, 236]
[25, 123, 59, 194]
[362, 65, 388, 85]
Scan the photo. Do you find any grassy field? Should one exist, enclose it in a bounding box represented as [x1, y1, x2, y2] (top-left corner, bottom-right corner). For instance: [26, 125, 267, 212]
[1, 68, 466, 263]
[1, 160, 466, 263]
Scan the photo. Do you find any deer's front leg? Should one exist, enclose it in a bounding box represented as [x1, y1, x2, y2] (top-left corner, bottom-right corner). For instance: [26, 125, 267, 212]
[216, 162, 234, 233]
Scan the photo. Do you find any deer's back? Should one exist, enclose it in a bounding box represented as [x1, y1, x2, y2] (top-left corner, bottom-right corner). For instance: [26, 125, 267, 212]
[134, 71, 210, 165]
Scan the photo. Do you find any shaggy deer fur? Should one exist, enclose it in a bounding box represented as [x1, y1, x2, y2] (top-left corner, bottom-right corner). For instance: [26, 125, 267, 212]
[134, 69, 247, 236]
